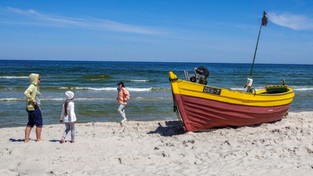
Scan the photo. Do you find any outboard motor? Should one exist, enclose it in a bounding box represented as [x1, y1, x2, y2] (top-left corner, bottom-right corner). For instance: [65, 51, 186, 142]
[189, 66, 209, 85]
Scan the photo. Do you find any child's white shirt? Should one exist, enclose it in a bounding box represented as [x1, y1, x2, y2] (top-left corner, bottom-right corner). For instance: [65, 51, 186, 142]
[60, 101, 77, 122]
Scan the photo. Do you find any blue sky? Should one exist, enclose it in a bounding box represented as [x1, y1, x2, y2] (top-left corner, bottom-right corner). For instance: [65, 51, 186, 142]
[0, 0, 313, 64]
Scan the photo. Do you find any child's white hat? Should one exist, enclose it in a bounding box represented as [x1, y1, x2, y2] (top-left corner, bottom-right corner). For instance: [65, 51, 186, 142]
[65, 91, 74, 100]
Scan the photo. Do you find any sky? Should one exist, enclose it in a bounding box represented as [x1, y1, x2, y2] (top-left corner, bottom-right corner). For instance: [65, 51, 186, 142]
[0, 0, 313, 64]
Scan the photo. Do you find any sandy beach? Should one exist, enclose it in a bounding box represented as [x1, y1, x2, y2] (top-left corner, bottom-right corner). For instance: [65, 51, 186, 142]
[1, 111, 313, 176]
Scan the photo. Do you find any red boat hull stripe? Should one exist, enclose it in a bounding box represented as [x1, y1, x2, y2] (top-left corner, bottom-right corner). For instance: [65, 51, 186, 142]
[174, 94, 290, 131]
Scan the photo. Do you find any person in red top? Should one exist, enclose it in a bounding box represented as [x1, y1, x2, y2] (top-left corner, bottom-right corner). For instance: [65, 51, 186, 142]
[116, 82, 130, 126]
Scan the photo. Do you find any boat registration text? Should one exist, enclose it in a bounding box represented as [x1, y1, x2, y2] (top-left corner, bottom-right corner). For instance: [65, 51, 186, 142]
[203, 86, 221, 95]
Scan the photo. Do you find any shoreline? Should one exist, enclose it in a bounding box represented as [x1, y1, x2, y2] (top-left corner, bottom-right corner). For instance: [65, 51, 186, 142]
[1, 111, 313, 175]
[1, 110, 310, 129]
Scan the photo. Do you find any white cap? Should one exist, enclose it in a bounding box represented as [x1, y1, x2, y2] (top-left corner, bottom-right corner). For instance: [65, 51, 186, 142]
[65, 91, 74, 100]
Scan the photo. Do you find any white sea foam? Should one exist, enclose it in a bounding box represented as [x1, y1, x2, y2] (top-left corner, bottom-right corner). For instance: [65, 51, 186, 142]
[0, 97, 116, 102]
[229, 87, 265, 91]
[59, 87, 116, 91]
[76, 87, 117, 91]
[57, 98, 113, 101]
[44, 98, 64, 101]
[293, 87, 313, 91]
[127, 87, 152, 92]
[230, 87, 246, 91]
[231, 86, 313, 92]
[59, 87, 153, 92]
[0, 98, 20, 101]
[130, 79, 149, 82]
[0, 76, 28, 79]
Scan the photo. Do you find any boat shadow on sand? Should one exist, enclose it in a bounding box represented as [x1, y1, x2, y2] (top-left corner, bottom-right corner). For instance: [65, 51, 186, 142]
[148, 118, 284, 137]
[148, 121, 185, 137]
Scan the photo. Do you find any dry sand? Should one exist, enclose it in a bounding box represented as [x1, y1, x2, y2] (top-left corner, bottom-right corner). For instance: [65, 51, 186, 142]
[1, 111, 313, 176]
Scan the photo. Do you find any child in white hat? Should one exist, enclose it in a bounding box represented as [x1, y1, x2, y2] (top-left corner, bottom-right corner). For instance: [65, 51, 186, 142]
[60, 91, 77, 143]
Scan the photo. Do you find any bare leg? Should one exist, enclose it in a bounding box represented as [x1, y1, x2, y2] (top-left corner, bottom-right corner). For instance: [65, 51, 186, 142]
[25, 126, 32, 143]
[36, 127, 42, 142]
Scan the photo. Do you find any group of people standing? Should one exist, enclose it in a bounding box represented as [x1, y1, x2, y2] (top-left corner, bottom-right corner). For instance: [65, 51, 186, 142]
[24, 73, 130, 143]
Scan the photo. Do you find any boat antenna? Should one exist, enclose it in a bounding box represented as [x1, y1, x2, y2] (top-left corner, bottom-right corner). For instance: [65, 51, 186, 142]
[249, 11, 268, 78]
[245, 11, 268, 92]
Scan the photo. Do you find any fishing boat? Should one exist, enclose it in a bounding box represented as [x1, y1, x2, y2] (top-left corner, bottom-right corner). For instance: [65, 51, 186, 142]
[169, 69, 294, 132]
[168, 11, 295, 132]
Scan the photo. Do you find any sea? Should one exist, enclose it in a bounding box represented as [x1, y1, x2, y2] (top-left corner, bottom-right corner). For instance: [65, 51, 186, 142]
[1, 60, 312, 128]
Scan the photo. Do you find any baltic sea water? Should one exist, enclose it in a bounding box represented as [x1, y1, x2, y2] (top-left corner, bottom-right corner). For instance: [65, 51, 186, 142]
[1, 60, 312, 127]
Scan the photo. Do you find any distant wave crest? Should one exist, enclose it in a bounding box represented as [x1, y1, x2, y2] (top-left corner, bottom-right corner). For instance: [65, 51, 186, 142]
[0, 97, 171, 102]
[0, 98, 20, 101]
[130, 79, 149, 82]
[293, 86, 313, 91]
[0, 76, 28, 79]
[229, 86, 313, 92]
[59, 86, 160, 92]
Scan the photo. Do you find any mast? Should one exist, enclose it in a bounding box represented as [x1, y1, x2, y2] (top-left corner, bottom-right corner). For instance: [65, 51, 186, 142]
[246, 11, 268, 92]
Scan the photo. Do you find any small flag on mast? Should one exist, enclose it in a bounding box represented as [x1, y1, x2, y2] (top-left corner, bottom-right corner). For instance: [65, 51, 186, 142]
[261, 11, 268, 26]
